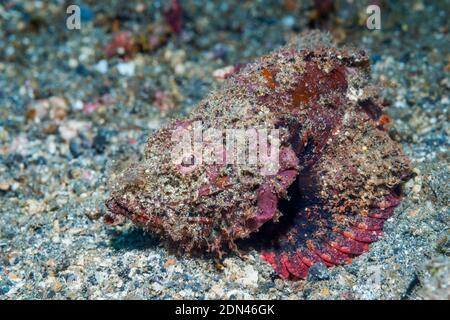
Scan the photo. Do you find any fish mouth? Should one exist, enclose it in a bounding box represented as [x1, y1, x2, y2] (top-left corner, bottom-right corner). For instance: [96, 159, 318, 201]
[104, 197, 133, 225]
[104, 195, 159, 227]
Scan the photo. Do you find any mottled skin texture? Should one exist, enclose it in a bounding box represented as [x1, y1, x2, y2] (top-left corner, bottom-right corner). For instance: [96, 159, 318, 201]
[105, 33, 412, 279]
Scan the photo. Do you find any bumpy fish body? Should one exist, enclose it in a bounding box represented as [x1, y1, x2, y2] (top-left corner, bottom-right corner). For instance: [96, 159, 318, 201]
[105, 33, 411, 279]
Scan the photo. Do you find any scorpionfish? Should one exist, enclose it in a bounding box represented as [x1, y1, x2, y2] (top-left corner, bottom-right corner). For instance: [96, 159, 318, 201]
[105, 32, 412, 279]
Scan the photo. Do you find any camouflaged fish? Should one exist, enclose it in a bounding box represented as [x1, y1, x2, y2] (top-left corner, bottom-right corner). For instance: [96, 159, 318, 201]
[105, 32, 412, 279]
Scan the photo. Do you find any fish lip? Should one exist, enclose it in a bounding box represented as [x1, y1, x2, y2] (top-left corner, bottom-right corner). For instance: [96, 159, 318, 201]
[105, 194, 168, 230]
[104, 197, 129, 224]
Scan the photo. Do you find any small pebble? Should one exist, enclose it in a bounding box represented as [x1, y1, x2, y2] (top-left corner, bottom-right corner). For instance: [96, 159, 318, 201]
[117, 62, 136, 77]
[93, 129, 109, 153]
[94, 60, 108, 74]
[69, 138, 82, 158]
[307, 263, 330, 282]
[0, 181, 11, 191]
